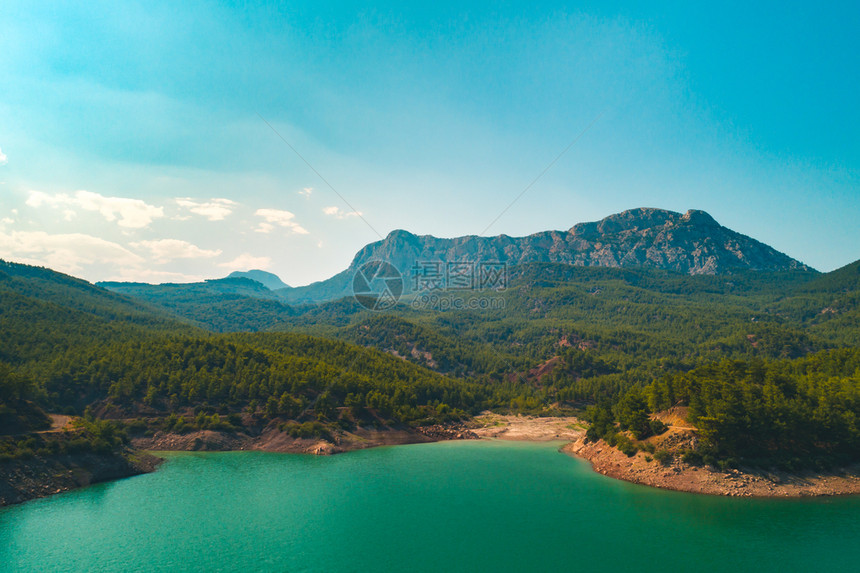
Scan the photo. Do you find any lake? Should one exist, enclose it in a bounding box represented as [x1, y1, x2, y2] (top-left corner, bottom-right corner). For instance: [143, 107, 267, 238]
[1, 440, 858, 572]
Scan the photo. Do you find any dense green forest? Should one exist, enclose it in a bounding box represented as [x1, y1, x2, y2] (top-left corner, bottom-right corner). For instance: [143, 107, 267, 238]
[2, 257, 860, 469]
[586, 348, 860, 469]
[0, 363, 49, 435]
[35, 333, 503, 425]
[650, 349, 860, 466]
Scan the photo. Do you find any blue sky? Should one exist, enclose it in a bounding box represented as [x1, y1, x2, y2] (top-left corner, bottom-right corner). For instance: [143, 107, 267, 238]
[0, 0, 857, 284]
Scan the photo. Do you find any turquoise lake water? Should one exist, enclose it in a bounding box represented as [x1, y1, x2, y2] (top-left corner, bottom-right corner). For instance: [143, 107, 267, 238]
[1, 440, 858, 572]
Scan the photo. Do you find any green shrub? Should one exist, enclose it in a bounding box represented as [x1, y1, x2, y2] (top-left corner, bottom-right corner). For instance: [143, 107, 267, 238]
[125, 419, 148, 435]
[614, 434, 638, 457]
[648, 419, 668, 436]
[282, 421, 331, 440]
[681, 449, 704, 466]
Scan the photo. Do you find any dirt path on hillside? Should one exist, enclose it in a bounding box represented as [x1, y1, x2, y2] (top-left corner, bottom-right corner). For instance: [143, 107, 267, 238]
[35, 414, 74, 433]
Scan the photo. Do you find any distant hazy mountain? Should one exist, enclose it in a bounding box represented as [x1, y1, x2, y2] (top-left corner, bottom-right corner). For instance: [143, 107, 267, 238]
[280, 208, 812, 304]
[100, 277, 282, 301]
[98, 277, 293, 332]
[227, 270, 290, 290]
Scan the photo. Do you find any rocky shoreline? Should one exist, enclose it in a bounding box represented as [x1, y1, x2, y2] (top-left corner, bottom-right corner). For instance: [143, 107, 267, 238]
[0, 449, 162, 507]
[6, 414, 859, 506]
[131, 422, 480, 456]
[1, 422, 480, 507]
[566, 436, 860, 497]
[465, 413, 860, 498]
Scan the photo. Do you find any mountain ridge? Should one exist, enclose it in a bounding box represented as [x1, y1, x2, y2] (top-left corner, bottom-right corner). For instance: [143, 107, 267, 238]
[278, 207, 812, 304]
[351, 208, 809, 274]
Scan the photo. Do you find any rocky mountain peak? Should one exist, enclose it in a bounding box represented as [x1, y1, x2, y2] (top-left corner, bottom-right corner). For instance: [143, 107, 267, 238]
[280, 207, 812, 304]
[680, 209, 719, 227]
[570, 207, 722, 238]
[351, 207, 810, 276]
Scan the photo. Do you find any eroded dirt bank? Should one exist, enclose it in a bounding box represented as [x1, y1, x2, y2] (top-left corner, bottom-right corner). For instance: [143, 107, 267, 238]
[131, 422, 479, 456]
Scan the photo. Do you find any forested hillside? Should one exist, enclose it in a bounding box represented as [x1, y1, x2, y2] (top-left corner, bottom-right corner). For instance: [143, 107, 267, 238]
[0, 261, 509, 456]
[98, 277, 295, 332]
[2, 256, 859, 469]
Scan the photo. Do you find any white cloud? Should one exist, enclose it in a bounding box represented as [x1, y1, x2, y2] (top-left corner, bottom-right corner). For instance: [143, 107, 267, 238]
[0, 230, 144, 275]
[26, 190, 164, 228]
[0, 218, 14, 225]
[176, 197, 237, 221]
[71, 191, 163, 228]
[256, 208, 296, 225]
[25, 190, 66, 208]
[322, 205, 361, 219]
[131, 239, 222, 263]
[0, 147, 7, 165]
[218, 253, 272, 270]
[298, 187, 313, 198]
[254, 208, 308, 234]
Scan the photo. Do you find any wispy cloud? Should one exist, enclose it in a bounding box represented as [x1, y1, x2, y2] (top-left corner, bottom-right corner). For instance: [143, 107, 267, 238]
[175, 197, 238, 221]
[0, 147, 7, 165]
[322, 205, 361, 219]
[218, 253, 272, 270]
[298, 187, 313, 198]
[254, 208, 308, 234]
[26, 190, 164, 228]
[0, 229, 144, 274]
[131, 238, 222, 263]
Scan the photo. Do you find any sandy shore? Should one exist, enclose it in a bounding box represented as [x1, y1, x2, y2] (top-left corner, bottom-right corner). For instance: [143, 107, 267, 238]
[469, 413, 586, 442]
